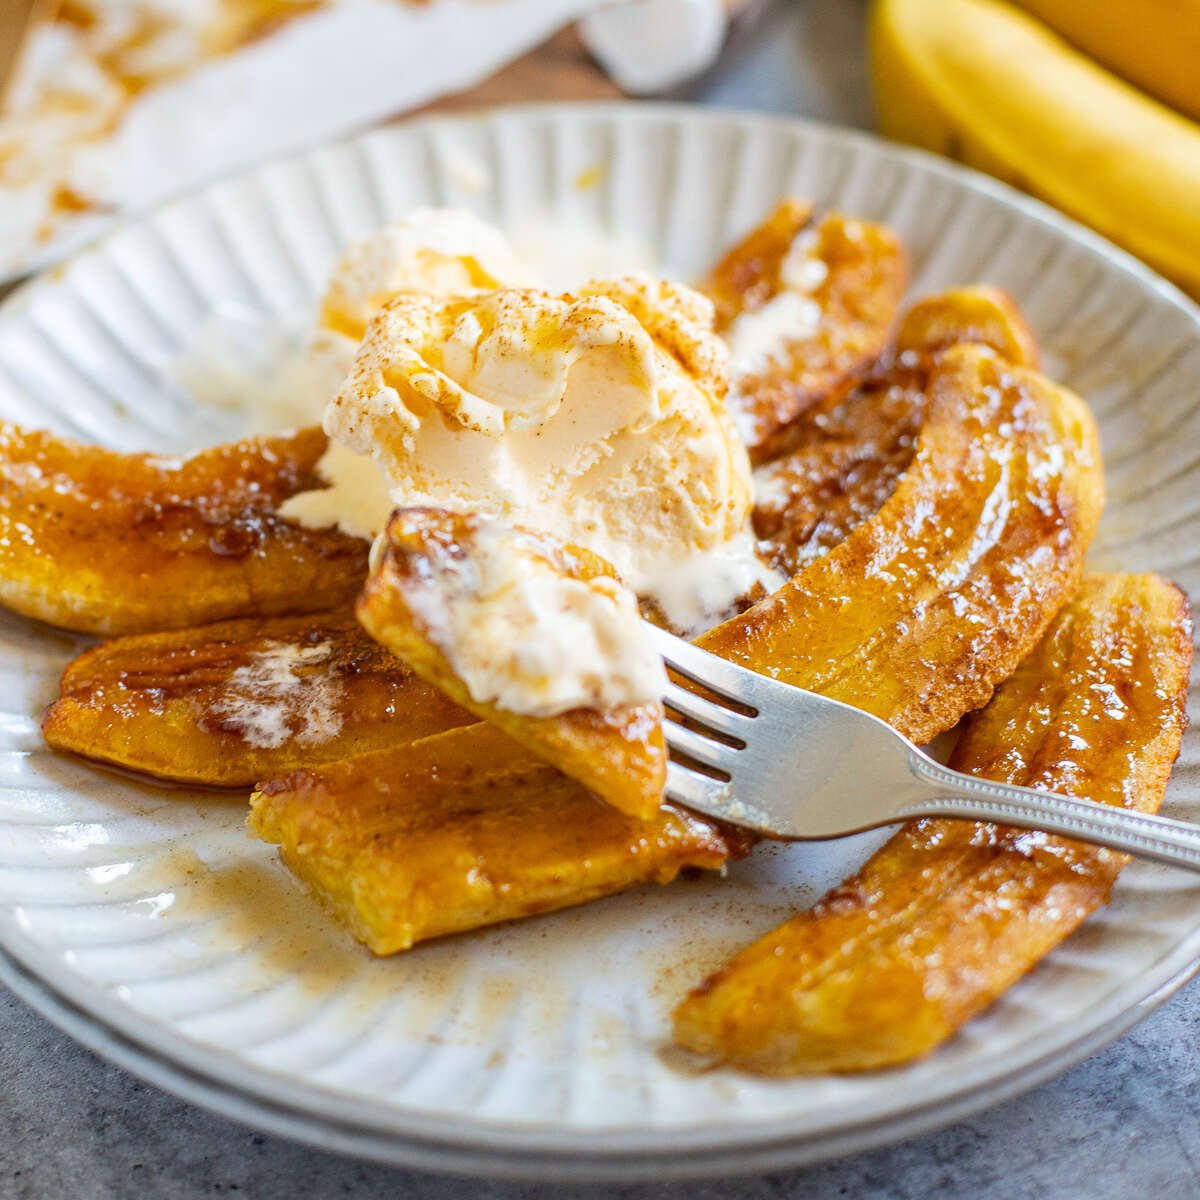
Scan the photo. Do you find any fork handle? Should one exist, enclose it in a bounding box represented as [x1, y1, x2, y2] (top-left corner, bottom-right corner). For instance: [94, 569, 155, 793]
[903, 756, 1200, 872]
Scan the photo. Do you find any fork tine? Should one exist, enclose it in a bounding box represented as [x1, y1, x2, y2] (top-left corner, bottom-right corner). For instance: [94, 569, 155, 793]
[662, 715, 736, 773]
[665, 760, 734, 810]
[644, 624, 759, 705]
[663, 680, 751, 739]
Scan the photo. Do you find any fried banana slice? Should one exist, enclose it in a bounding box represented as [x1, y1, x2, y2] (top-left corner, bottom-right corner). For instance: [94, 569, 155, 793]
[672, 573, 1192, 1073]
[752, 361, 926, 578]
[357, 509, 668, 820]
[248, 723, 740, 954]
[893, 284, 1039, 369]
[0, 423, 367, 635]
[754, 286, 1040, 576]
[708, 343, 1103, 745]
[700, 199, 907, 464]
[42, 611, 472, 786]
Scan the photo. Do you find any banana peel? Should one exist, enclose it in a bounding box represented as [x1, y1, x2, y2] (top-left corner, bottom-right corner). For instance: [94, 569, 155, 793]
[871, 0, 1200, 298]
[1015, 0, 1200, 125]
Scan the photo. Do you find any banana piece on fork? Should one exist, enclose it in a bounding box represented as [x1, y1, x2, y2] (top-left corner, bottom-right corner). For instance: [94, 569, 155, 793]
[672, 573, 1193, 1073]
[0, 424, 367, 635]
[356, 508, 668, 821]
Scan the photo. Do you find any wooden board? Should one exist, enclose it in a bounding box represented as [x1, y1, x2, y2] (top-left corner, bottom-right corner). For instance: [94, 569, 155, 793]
[419, 27, 623, 113]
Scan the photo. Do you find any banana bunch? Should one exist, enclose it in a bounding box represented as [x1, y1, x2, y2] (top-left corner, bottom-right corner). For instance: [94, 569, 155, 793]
[1016, 0, 1200, 123]
[870, 0, 1200, 298]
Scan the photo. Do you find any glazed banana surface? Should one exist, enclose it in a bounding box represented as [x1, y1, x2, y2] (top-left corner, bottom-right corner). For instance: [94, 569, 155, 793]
[704, 343, 1104, 746]
[249, 723, 742, 954]
[700, 200, 907, 463]
[0, 424, 367, 635]
[42, 611, 472, 786]
[755, 285, 1038, 577]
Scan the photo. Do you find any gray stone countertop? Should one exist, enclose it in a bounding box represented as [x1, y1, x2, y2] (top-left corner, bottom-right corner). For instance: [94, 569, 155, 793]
[5, 3, 1199, 1197]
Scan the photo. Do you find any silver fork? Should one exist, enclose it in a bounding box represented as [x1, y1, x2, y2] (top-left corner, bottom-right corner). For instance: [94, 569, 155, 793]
[648, 625, 1200, 871]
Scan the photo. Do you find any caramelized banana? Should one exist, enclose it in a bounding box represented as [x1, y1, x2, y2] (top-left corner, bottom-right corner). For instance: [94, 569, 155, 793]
[893, 284, 1039, 367]
[672, 574, 1192, 1073]
[46, 314, 1093, 805]
[755, 286, 1040, 576]
[357, 509, 667, 820]
[700, 200, 907, 464]
[43, 612, 472, 786]
[250, 334, 1103, 954]
[753, 379, 924, 578]
[0, 423, 367, 635]
[249, 723, 742, 953]
[710, 343, 1103, 745]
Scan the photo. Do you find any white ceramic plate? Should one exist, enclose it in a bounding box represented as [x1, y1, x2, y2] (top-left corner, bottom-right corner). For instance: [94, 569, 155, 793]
[2, 105, 1199, 1183]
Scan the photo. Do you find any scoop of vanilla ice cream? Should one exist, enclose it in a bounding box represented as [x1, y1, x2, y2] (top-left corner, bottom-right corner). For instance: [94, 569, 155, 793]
[397, 517, 666, 717]
[319, 207, 535, 340]
[251, 208, 534, 436]
[318, 274, 757, 626]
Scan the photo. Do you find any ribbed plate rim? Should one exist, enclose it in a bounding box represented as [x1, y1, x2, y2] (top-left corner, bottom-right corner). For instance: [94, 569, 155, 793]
[3, 938, 1199, 1182]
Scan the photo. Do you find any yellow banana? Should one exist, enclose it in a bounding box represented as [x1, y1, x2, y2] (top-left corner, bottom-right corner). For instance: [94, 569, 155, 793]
[871, 0, 1200, 299]
[1015, 0, 1200, 124]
